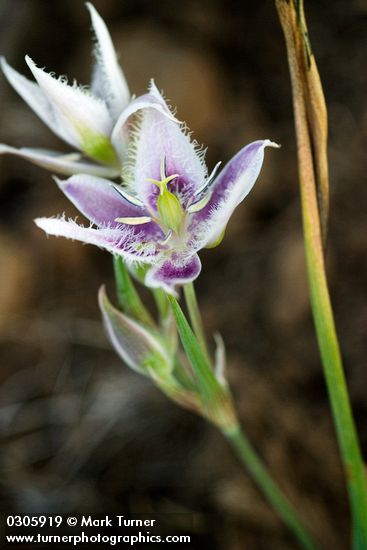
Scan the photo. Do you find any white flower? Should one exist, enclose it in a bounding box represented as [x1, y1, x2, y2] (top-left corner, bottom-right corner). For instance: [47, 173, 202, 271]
[0, 4, 130, 177]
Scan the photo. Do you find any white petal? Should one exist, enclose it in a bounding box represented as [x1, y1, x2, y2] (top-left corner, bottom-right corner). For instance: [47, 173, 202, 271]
[87, 3, 130, 119]
[25, 56, 113, 149]
[1, 57, 70, 144]
[0, 144, 119, 177]
[114, 82, 206, 209]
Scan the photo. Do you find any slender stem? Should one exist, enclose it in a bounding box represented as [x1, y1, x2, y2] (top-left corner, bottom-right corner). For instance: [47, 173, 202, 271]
[306, 216, 367, 550]
[224, 424, 320, 550]
[183, 282, 210, 361]
[170, 294, 319, 549]
[275, 3, 367, 547]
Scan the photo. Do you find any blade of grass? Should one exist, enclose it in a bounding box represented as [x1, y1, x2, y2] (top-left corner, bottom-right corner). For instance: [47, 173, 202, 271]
[275, 2, 367, 547]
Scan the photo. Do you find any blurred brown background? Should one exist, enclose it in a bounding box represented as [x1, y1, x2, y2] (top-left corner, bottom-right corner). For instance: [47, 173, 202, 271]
[0, 1, 366, 548]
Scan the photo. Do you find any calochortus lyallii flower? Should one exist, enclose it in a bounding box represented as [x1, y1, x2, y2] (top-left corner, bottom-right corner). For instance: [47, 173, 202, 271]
[35, 83, 278, 292]
[0, 4, 131, 177]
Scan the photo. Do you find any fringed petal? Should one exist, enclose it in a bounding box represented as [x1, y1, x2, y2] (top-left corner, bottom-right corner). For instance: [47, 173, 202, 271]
[145, 253, 202, 293]
[0, 144, 119, 177]
[25, 56, 116, 164]
[189, 140, 279, 249]
[111, 80, 179, 160]
[115, 82, 207, 211]
[87, 3, 130, 119]
[1, 57, 70, 144]
[34, 217, 159, 263]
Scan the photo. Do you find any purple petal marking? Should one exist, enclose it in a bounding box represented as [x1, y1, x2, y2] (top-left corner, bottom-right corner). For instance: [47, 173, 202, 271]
[99, 285, 171, 375]
[111, 81, 178, 160]
[145, 253, 202, 293]
[34, 217, 159, 262]
[189, 140, 279, 248]
[112, 82, 207, 208]
[55, 174, 164, 239]
[0, 145, 119, 177]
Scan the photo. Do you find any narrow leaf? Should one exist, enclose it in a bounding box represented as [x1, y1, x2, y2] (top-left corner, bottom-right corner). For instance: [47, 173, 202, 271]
[168, 295, 220, 399]
[113, 256, 155, 328]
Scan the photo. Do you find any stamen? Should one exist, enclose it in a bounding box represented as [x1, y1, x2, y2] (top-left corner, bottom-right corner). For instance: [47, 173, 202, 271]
[186, 193, 212, 214]
[59, 153, 81, 161]
[111, 184, 144, 207]
[194, 161, 222, 197]
[160, 156, 167, 180]
[160, 230, 173, 246]
[115, 216, 152, 225]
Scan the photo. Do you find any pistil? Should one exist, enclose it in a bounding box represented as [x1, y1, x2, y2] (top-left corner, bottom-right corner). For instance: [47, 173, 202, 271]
[147, 157, 185, 235]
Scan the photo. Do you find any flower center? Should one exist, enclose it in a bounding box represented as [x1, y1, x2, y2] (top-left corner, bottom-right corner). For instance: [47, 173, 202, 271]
[113, 159, 222, 241]
[147, 158, 185, 235]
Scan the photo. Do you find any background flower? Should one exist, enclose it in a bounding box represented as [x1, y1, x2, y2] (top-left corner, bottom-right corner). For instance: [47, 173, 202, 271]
[0, 4, 130, 177]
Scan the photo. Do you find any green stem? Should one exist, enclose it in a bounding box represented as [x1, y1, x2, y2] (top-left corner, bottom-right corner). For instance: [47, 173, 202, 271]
[183, 282, 210, 361]
[224, 425, 320, 550]
[170, 294, 318, 549]
[304, 218, 367, 550]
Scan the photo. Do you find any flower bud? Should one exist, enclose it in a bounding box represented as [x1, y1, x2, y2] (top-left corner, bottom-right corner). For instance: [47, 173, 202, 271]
[99, 285, 173, 377]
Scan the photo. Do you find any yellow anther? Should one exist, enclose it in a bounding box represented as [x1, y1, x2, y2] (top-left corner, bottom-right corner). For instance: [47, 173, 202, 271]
[147, 173, 179, 195]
